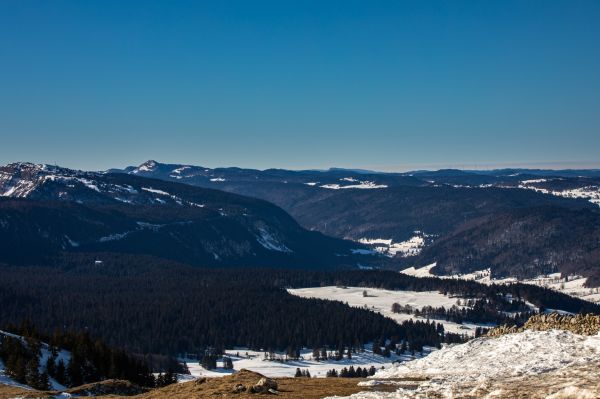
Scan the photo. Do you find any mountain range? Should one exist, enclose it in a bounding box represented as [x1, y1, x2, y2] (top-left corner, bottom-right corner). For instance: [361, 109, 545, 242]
[0, 162, 364, 269]
[111, 160, 600, 284]
[2, 160, 599, 284]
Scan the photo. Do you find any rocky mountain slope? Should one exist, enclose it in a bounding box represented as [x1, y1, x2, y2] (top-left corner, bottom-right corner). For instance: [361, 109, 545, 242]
[0, 162, 364, 269]
[347, 314, 600, 399]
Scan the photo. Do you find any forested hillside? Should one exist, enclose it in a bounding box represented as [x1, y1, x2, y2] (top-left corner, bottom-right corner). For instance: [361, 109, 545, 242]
[116, 161, 600, 284]
[405, 206, 600, 284]
[1, 254, 597, 357]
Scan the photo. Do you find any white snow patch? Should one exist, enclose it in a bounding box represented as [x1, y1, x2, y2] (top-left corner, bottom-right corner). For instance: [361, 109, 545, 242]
[288, 286, 483, 335]
[98, 231, 131, 242]
[172, 166, 191, 174]
[256, 228, 292, 253]
[141, 187, 170, 196]
[401, 265, 600, 304]
[521, 178, 548, 184]
[320, 181, 388, 190]
[210, 177, 226, 182]
[331, 330, 600, 399]
[375, 329, 600, 380]
[400, 263, 438, 278]
[359, 233, 426, 257]
[64, 236, 79, 248]
[135, 161, 157, 172]
[181, 346, 425, 379]
[518, 181, 600, 207]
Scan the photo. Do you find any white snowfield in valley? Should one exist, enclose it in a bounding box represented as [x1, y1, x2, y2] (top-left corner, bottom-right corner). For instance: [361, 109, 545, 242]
[358, 233, 426, 257]
[181, 346, 425, 380]
[401, 264, 600, 304]
[518, 179, 600, 206]
[319, 177, 388, 190]
[287, 286, 487, 335]
[332, 330, 600, 399]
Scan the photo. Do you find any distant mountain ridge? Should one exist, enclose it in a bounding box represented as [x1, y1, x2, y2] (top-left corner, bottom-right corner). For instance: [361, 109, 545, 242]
[0, 162, 366, 269]
[109, 160, 600, 285]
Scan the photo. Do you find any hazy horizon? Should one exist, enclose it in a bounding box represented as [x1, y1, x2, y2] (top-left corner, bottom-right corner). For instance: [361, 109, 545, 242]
[2, 157, 600, 174]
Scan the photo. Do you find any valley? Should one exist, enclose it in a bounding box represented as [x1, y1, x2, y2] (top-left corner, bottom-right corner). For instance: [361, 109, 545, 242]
[3, 2, 599, 397]
[1, 162, 599, 399]
[117, 160, 600, 285]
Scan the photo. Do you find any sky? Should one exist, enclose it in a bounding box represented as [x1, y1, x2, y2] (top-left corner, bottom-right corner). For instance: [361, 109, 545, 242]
[1, 0, 599, 172]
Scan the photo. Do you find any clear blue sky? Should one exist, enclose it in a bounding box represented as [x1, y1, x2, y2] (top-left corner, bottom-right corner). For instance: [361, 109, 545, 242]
[1, 0, 599, 171]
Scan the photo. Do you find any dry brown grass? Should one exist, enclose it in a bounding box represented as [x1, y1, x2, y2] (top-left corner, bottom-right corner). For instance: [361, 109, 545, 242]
[136, 370, 370, 399]
[0, 384, 53, 399]
[0, 370, 377, 399]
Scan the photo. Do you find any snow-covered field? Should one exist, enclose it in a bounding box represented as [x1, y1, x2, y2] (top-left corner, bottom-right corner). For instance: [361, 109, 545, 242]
[357, 233, 426, 258]
[306, 177, 388, 190]
[333, 329, 600, 399]
[518, 180, 600, 206]
[401, 264, 600, 304]
[180, 346, 429, 380]
[288, 286, 488, 335]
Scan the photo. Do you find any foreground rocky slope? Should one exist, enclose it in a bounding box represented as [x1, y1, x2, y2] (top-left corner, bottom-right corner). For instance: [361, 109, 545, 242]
[3, 314, 599, 399]
[0, 369, 373, 399]
[488, 312, 600, 337]
[341, 314, 600, 399]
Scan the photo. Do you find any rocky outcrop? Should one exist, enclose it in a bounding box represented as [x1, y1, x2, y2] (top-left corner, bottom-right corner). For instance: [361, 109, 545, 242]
[251, 377, 278, 394]
[67, 379, 147, 396]
[487, 312, 600, 337]
[486, 324, 523, 337]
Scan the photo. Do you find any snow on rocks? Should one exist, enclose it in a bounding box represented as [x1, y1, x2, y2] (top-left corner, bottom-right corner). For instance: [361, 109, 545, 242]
[333, 330, 600, 399]
[256, 227, 292, 253]
[375, 329, 600, 380]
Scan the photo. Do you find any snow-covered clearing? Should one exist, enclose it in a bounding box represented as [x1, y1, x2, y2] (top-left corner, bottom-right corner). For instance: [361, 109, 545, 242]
[181, 346, 431, 380]
[518, 180, 600, 206]
[288, 286, 486, 335]
[358, 233, 427, 257]
[319, 178, 387, 189]
[332, 330, 600, 399]
[401, 264, 600, 304]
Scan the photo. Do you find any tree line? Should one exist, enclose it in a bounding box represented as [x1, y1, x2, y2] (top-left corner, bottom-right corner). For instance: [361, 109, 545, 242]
[391, 297, 535, 326]
[0, 253, 597, 359]
[0, 257, 473, 356]
[0, 322, 176, 389]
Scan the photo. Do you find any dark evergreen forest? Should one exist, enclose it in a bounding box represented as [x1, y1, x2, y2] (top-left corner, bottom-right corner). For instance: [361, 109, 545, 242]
[1, 253, 598, 357]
